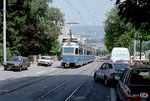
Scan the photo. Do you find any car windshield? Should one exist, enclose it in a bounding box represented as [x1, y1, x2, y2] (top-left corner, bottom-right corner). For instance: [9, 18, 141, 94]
[63, 48, 74, 54]
[129, 69, 150, 85]
[41, 57, 50, 60]
[113, 64, 130, 71]
[9, 57, 22, 62]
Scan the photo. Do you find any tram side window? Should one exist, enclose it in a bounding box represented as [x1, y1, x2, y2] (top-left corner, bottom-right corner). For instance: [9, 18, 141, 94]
[75, 48, 79, 55]
[87, 51, 91, 55]
[79, 48, 83, 55]
[84, 49, 87, 55]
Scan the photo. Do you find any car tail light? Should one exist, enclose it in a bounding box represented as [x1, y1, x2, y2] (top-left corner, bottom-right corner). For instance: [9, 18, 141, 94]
[110, 73, 115, 78]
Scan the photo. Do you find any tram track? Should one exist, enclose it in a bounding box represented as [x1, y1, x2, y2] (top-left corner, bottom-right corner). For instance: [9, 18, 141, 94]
[0, 61, 97, 96]
[34, 61, 102, 101]
[0, 66, 70, 95]
[65, 61, 101, 101]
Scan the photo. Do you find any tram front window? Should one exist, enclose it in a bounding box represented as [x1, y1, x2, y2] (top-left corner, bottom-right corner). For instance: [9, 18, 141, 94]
[63, 48, 74, 55]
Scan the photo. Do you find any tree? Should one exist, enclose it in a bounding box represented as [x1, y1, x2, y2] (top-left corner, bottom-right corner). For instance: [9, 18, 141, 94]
[0, 0, 29, 56]
[135, 23, 150, 63]
[0, 0, 64, 57]
[45, 7, 64, 25]
[116, 0, 150, 30]
[104, 7, 133, 52]
[115, 0, 150, 64]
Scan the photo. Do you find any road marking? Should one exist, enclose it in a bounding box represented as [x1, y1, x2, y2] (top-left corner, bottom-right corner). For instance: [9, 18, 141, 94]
[35, 71, 45, 74]
[49, 68, 58, 71]
[110, 87, 116, 101]
[22, 75, 27, 77]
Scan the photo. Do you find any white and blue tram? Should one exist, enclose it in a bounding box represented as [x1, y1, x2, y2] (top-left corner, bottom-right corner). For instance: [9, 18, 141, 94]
[61, 41, 95, 68]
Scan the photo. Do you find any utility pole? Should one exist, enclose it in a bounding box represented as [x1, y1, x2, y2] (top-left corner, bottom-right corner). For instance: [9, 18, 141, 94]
[3, 0, 6, 62]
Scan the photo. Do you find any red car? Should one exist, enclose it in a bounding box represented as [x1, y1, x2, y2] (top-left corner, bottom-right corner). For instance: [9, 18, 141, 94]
[117, 66, 150, 101]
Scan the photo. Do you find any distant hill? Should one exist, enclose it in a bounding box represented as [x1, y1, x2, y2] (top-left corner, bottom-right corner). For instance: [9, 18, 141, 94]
[70, 26, 105, 42]
[70, 26, 105, 36]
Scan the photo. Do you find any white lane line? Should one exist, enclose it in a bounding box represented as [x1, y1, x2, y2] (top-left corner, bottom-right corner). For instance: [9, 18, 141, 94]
[35, 71, 45, 74]
[49, 68, 58, 71]
[22, 75, 27, 77]
[110, 87, 116, 101]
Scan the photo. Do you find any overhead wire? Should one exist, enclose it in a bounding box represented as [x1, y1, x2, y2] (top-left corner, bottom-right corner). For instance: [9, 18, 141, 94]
[65, 0, 91, 34]
[82, 0, 96, 25]
[65, 0, 80, 15]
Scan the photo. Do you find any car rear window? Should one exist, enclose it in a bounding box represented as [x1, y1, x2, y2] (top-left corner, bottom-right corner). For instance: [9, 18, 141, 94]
[129, 69, 150, 85]
[9, 57, 22, 62]
[41, 57, 50, 60]
[113, 64, 130, 71]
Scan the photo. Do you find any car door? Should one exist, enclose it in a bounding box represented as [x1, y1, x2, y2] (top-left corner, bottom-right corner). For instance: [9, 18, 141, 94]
[117, 68, 130, 100]
[100, 63, 108, 80]
[96, 63, 106, 79]
[26, 58, 30, 67]
[22, 58, 26, 69]
[101, 63, 110, 79]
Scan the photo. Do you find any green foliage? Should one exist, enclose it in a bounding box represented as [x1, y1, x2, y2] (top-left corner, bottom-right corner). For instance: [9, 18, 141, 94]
[45, 7, 64, 25]
[0, 43, 12, 58]
[50, 41, 61, 55]
[104, 7, 133, 52]
[136, 42, 150, 52]
[0, 0, 64, 57]
[116, 0, 150, 30]
[135, 23, 150, 41]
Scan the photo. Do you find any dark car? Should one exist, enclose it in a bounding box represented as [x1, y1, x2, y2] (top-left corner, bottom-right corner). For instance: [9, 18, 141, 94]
[3, 56, 30, 71]
[117, 66, 150, 101]
[94, 62, 130, 86]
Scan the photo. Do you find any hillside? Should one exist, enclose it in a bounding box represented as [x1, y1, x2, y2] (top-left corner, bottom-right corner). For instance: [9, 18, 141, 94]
[70, 26, 105, 39]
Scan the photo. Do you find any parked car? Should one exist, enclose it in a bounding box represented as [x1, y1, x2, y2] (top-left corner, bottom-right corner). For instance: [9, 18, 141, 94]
[94, 62, 130, 86]
[117, 66, 150, 101]
[37, 56, 53, 66]
[3, 56, 30, 71]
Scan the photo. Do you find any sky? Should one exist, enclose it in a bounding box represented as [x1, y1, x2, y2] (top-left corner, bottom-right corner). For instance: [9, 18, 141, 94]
[50, 0, 116, 26]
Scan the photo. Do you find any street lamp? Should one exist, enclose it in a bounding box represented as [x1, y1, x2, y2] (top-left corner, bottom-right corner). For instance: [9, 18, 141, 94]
[3, 0, 6, 62]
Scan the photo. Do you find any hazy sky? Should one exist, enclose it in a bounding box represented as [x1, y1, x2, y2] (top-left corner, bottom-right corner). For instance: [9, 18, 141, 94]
[50, 0, 116, 26]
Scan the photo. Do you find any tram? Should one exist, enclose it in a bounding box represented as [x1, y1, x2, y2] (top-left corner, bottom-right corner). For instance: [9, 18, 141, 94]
[61, 40, 95, 68]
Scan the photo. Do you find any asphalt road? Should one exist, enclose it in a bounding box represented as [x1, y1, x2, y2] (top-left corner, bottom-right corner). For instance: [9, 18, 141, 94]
[0, 57, 117, 101]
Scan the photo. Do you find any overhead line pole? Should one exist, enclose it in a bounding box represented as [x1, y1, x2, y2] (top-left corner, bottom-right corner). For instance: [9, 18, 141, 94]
[3, 0, 7, 62]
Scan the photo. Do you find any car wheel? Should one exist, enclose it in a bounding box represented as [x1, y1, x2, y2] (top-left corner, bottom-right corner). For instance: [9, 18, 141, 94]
[19, 66, 22, 71]
[4, 68, 7, 71]
[104, 77, 109, 86]
[25, 67, 28, 70]
[50, 63, 52, 66]
[94, 73, 99, 82]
